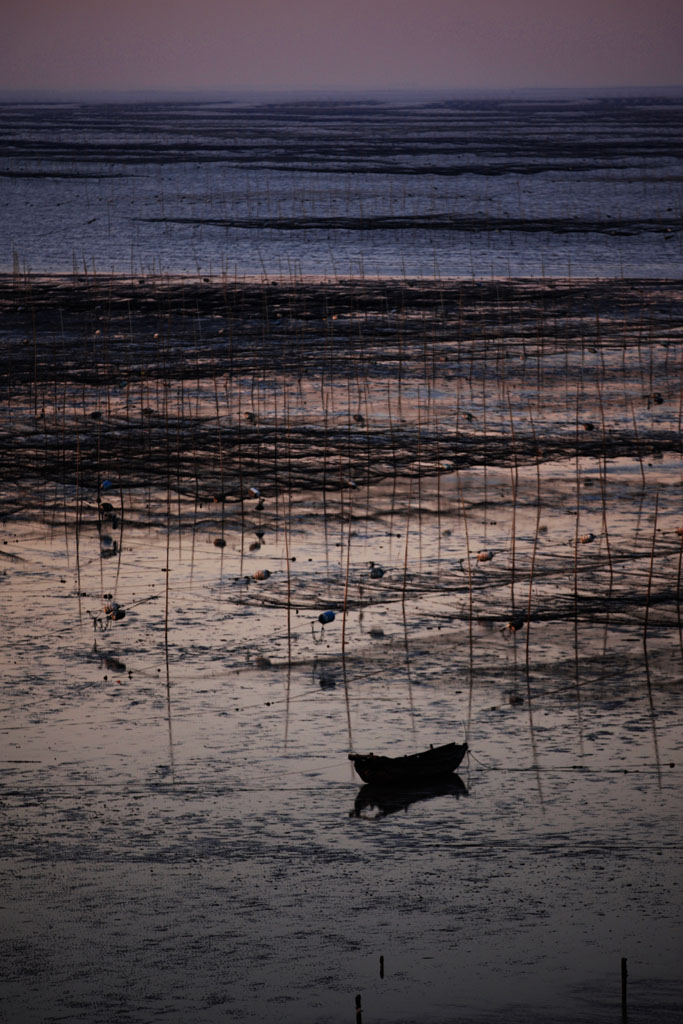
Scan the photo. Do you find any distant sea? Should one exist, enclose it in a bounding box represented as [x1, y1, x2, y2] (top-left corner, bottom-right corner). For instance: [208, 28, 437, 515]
[1, 90, 682, 279]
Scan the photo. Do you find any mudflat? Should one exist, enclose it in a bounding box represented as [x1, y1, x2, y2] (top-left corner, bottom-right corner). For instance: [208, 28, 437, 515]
[1, 273, 682, 1023]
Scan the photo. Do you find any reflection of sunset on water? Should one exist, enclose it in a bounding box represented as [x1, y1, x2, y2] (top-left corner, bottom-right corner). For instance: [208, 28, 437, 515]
[2, 270, 682, 1022]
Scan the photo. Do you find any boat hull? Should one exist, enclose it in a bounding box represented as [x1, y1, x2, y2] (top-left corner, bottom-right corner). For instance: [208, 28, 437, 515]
[348, 741, 468, 786]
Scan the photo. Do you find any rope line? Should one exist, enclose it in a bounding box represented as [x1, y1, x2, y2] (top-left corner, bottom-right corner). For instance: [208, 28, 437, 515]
[0, 760, 676, 785]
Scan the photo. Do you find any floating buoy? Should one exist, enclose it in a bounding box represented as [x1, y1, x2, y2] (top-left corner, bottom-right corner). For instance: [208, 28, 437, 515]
[352, 413, 365, 424]
[318, 609, 336, 625]
[506, 615, 526, 632]
[477, 550, 494, 562]
[578, 532, 595, 544]
[101, 479, 113, 491]
[248, 486, 261, 499]
[104, 601, 125, 622]
[253, 569, 271, 581]
[100, 540, 118, 558]
[508, 691, 524, 706]
[369, 562, 385, 579]
[214, 538, 226, 548]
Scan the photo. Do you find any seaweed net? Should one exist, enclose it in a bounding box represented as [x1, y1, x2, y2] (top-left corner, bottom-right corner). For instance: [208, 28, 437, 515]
[1, 275, 681, 519]
[1, 274, 681, 645]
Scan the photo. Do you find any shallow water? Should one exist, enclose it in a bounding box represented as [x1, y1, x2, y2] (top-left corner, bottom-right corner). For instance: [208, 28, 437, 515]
[1, 92, 682, 279]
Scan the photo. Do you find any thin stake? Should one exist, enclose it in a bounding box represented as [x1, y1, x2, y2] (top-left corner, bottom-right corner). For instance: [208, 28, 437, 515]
[457, 469, 474, 736]
[525, 408, 541, 677]
[630, 402, 646, 490]
[643, 490, 659, 643]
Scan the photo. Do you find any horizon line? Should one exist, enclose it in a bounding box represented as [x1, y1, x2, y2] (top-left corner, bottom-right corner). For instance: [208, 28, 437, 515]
[1, 83, 683, 103]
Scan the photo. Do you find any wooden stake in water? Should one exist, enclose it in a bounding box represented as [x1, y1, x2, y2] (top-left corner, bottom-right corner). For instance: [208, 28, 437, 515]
[456, 469, 474, 736]
[525, 407, 541, 677]
[401, 477, 412, 610]
[643, 490, 659, 644]
[630, 402, 646, 490]
[676, 528, 683, 661]
[595, 374, 614, 592]
[621, 957, 628, 1018]
[355, 994, 363, 1024]
[507, 395, 519, 616]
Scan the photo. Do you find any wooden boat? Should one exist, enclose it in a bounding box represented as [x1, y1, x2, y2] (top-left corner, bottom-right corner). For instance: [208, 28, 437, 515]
[348, 741, 468, 786]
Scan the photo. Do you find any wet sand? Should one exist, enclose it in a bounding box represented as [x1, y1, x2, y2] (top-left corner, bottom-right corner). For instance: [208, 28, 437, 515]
[1, 274, 682, 1023]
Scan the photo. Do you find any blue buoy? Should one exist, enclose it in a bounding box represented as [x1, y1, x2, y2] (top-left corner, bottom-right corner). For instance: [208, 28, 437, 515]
[318, 610, 336, 625]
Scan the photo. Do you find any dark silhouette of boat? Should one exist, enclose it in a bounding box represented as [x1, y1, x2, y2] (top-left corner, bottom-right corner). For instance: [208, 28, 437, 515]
[348, 741, 468, 786]
[351, 775, 468, 819]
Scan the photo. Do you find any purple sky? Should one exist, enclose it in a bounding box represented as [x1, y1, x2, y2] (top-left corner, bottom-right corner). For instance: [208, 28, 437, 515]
[3, 0, 682, 92]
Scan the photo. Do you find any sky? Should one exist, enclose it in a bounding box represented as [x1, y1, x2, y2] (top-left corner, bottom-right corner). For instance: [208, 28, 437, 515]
[2, 0, 682, 94]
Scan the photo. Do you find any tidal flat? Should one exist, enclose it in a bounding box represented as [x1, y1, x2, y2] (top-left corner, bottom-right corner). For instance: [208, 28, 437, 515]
[1, 273, 682, 1023]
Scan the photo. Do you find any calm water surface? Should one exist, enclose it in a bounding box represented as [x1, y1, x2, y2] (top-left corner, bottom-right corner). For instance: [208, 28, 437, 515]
[1, 91, 682, 278]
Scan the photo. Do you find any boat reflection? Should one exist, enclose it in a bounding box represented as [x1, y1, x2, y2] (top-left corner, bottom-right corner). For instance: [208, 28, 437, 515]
[350, 774, 468, 819]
